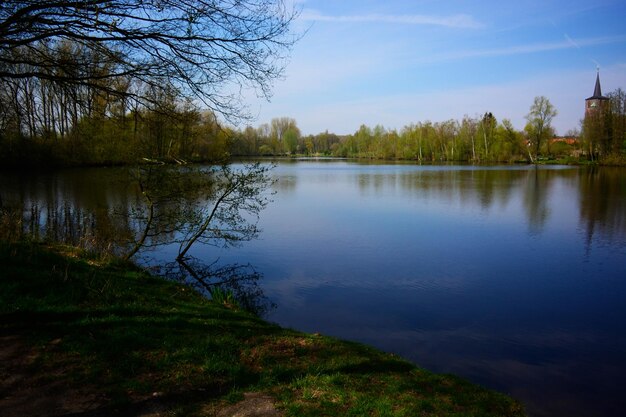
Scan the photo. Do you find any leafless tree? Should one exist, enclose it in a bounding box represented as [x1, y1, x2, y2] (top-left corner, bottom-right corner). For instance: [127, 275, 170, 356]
[0, 0, 298, 122]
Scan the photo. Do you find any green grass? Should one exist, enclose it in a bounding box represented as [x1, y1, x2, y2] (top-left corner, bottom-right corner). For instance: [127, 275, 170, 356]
[0, 241, 527, 416]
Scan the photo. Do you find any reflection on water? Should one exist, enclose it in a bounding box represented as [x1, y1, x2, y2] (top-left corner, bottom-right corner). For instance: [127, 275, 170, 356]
[6, 164, 623, 248]
[0, 168, 137, 252]
[2, 161, 626, 417]
[0, 165, 272, 314]
[154, 257, 275, 317]
[579, 167, 626, 250]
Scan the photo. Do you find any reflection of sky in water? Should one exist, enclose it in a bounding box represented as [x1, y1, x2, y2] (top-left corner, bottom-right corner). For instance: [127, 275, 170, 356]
[2, 161, 625, 417]
[204, 161, 626, 417]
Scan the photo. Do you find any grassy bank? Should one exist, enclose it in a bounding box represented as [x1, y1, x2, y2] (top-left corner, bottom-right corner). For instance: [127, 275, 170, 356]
[0, 242, 526, 416]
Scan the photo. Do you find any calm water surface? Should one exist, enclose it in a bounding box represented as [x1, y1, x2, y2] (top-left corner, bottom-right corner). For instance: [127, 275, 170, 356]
[2, 160, 626, 417]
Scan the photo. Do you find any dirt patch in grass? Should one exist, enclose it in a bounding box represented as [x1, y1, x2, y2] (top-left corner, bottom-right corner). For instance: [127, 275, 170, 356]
[214, 393, 283, 417]
[0, 335, 107, 416]
[0, 335, 282, 417]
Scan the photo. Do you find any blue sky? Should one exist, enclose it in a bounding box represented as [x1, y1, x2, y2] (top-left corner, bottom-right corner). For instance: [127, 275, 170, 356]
[245, 0, 626, 136]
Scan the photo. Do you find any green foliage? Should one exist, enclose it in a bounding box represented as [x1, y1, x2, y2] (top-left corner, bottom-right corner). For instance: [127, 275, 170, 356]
[327, 118, 528, 163]
[524, 96, 558, 162]
[597, 152, 626, 166]
[0, 105, 533, 165]
[6, 87, 625, 166]
[210, 286, 240, 308]
[582, 87, 626, 163]
[0, 99, 230, 168]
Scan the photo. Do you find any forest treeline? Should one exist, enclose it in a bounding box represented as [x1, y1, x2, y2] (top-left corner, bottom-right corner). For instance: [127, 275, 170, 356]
[2, 78, 625, 167]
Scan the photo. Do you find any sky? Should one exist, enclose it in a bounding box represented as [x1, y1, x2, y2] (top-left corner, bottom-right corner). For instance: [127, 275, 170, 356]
[244, 0, 626, 136]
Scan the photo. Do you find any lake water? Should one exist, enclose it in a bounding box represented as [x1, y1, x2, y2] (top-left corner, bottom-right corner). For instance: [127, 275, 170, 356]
[2, 160, 626, 417]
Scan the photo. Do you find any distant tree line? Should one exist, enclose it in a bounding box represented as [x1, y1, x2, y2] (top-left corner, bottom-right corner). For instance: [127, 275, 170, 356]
[3, 89, 626, 166]
[227, 92, 623, 164]
[230, 111, 518, 163]
[3, 81, 626, 166]
[238, 93, 626, 163]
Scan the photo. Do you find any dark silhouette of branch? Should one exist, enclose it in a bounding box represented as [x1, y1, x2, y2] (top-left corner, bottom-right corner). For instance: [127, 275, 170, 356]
[1, 0, 299, 121]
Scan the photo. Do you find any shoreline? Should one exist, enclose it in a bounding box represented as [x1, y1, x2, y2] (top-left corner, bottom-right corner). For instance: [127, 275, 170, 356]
[0, 241, 527, 416]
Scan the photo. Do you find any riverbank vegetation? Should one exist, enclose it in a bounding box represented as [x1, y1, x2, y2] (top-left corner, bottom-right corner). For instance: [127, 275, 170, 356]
[0, 241, 527, 416]
[2, 87, 625, 167]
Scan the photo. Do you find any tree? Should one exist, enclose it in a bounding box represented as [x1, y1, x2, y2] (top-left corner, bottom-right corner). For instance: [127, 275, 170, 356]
[479, 112, 496, 160]
[283, 129, 299, 155]
[0, 0, 298, 122]
[269, 117, 299, 154]
[582, 87, 626, 161]
[459, 116, 478, 162]
[177, 163, 274, 260]
[496, 119, 525, 161]
[582, 110, 605, 161]
[124, 162, 275, 261]
[525, 96, 557, 162]
[608, 88, 626, 155]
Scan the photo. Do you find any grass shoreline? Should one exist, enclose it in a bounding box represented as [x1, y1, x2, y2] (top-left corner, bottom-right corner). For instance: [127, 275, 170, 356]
[0, 241, 526, 416]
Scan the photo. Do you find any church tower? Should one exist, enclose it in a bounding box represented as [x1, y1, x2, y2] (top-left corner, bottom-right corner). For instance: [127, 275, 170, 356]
[583, 69, 612, 159]
[585, 70, 609, 117]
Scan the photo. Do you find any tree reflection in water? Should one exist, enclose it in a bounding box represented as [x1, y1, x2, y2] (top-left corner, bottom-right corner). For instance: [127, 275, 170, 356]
[0, 163, 276, 317]
[2, 163, 625, 319]
[155, 257, 275, 317]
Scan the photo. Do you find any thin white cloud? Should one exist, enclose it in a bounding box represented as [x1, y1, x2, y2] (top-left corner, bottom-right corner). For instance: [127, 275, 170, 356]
[564, 33, 582, 50]
[426, 34, 626, 63]
[299, 10, 483, 29]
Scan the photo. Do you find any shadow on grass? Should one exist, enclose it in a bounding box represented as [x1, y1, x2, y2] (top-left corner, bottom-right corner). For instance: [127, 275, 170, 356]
[0, 243, 283, 413]
[1, 242, 527, 417]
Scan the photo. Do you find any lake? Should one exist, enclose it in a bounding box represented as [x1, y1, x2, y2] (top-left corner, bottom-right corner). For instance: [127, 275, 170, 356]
[2, 160, 626, 417]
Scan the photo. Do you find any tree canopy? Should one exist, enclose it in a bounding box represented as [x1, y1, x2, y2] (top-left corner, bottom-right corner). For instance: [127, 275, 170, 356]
[0, 0, 298, 121]
[524, 96, 557, 162]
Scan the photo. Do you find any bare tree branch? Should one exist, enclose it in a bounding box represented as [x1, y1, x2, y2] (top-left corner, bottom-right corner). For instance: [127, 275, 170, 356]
[0, 0, 299, 122]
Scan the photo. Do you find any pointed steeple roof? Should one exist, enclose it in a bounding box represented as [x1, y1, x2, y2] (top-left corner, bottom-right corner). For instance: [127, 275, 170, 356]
[586, 69, 608, 100]
[593, 72, 603, 96]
